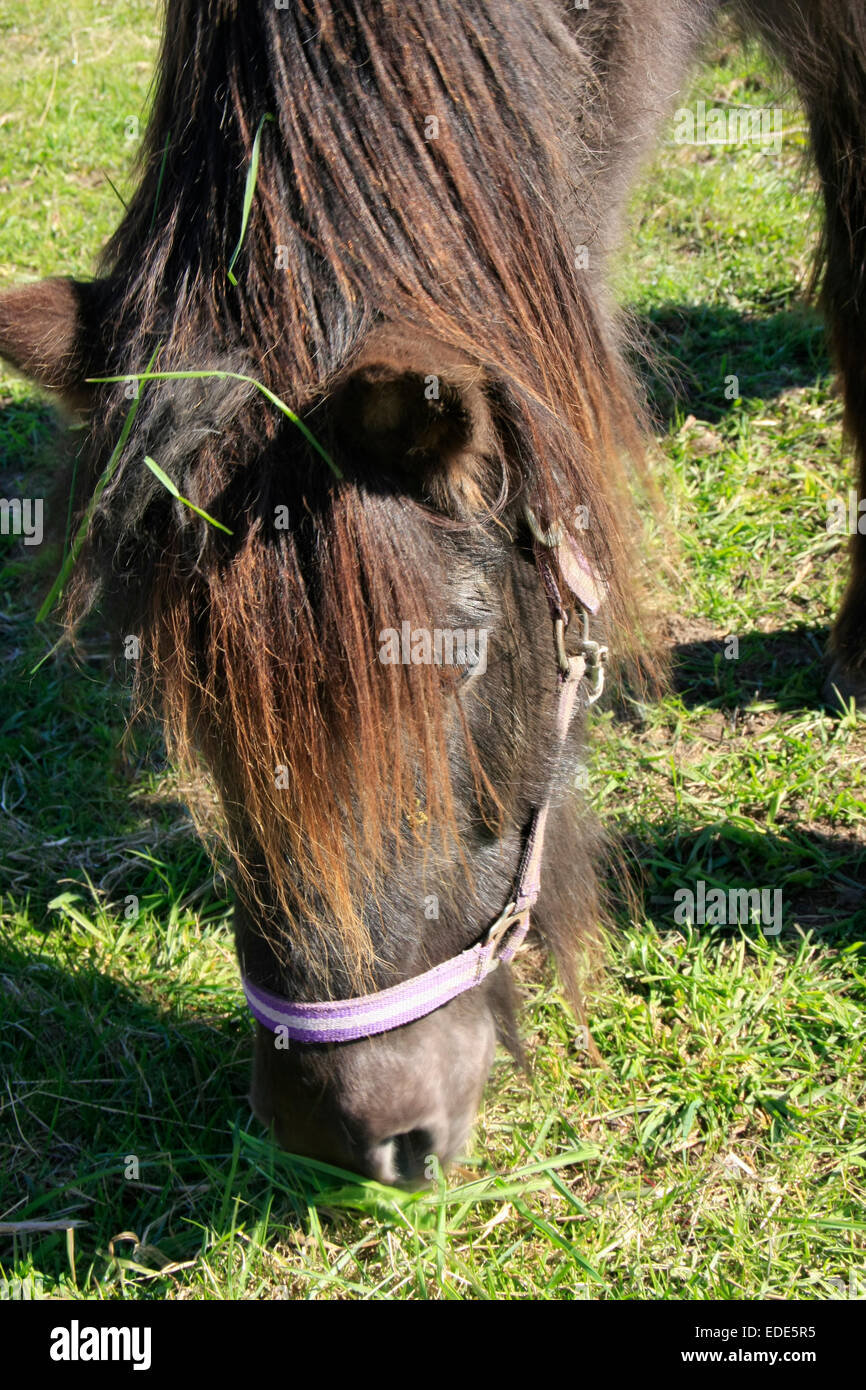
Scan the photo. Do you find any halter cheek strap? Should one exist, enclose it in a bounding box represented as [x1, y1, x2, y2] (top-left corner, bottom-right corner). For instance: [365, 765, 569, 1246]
[242, 522, 606, 1045]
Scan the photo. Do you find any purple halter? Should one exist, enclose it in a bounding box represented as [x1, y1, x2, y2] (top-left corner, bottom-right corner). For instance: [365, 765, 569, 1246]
[242, 517, 606, 1045]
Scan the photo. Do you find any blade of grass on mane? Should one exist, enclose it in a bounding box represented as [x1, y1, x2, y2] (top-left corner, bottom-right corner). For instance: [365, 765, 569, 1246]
[227, 112, 274, 287]
[33, 345, 161, 638]
[144, 454, 233, 534]
[90, 369, 343, 480]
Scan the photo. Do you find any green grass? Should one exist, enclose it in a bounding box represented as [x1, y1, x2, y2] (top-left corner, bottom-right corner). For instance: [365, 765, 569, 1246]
[1, 9, 864, 1300]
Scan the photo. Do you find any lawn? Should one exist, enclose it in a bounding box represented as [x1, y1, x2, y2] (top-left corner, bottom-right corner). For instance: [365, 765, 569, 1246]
[1, 4, 864, 1301]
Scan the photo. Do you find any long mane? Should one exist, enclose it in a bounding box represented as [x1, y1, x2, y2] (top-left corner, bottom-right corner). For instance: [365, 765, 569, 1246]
[67, 0, 643, 979]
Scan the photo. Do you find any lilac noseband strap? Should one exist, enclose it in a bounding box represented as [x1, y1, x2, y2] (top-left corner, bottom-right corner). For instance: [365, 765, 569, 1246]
[242, 523, 606, 1045]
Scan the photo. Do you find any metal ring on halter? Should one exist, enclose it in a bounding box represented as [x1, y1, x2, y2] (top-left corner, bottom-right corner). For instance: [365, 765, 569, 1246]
[482, 902, 525, 956]
[569, 604, 608, 704]
[556, 604, 607, 702]
[578, 637, 609, 704]
[524, 504, 564, 549]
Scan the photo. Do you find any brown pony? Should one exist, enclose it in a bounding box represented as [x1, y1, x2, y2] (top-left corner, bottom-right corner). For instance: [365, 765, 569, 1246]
[1, 0, 865, 1183]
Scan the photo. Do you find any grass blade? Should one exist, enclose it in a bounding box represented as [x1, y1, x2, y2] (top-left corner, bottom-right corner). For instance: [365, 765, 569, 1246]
[149, 130, 171, 233]
[144, 455, 233, 534]
[34, 346, 161, 627]
[227, 113, 273, 286]
[90, 368, 343, 479]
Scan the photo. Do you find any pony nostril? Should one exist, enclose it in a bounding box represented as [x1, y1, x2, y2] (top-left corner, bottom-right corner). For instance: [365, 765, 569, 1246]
[393, 1128, 437, 1182]
[370, 1128, 438, 1186]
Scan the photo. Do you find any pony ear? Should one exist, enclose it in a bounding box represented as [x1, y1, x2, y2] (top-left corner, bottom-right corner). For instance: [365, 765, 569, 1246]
[330, 329, 495, 510]
[0, 277, 108, 412]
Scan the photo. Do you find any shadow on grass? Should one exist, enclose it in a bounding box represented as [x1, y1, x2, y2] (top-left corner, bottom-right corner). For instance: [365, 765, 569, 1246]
[0, 931, 535, 1296]
[0, 395, 59, 475]
[0, 934, 414, 1292]
[669, 622, 832, 711]
[631, 300, 831, 425]
[609, 626, 866, 943]
[0, 933, 251, 1273]
[609, 816, 866, 948]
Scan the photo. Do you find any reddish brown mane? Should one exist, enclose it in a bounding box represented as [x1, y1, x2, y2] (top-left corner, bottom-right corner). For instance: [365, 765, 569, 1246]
[61, 0, 644, 982]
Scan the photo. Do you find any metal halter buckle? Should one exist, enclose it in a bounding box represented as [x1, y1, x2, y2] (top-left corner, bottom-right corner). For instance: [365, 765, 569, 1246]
[483, 903, 524, 956]
[525, 505, 607, 701]
[555, 606, 608, 702]
[579, 637, 609, 705]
